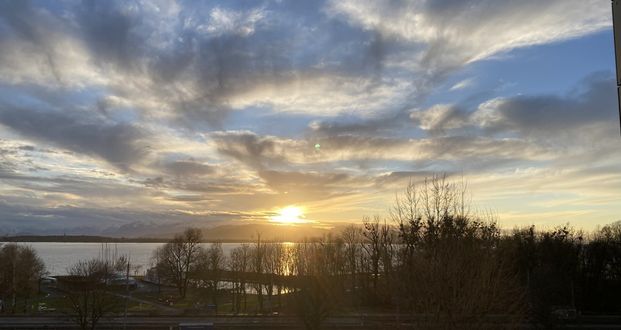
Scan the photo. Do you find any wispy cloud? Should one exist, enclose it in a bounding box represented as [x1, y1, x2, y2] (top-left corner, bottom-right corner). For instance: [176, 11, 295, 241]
[450, 78, 475, 91]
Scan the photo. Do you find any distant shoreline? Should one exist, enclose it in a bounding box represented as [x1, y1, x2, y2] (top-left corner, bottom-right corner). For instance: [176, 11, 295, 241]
[0, 235, 263, 243]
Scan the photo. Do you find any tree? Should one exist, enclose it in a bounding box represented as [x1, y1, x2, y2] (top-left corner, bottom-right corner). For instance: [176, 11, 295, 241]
[391, 175, 525, 327]
[294, 277, 333, 330]
[362, 216, 382, 301]
[198, 242, 226, 309]
[153, 228, 203, 299]
[251, 233, 265, 313]
[341, 225, 362, 304]
[263, 243, 283, 311]
[65, 256, 126, 330]
[15, 245, 46, 312]
[580, 222, 621, 312]
[229, 244, 250, 313]
[529, 225, 582, 324]
[0, 244, 46, 313]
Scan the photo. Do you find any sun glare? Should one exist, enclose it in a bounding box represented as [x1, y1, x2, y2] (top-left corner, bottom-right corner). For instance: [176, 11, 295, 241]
[271, 206, 307, 224]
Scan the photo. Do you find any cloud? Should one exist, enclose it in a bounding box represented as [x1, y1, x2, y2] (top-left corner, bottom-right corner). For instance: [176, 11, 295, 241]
[0, 1, 618, 233]
[0, 0, 408, 126]
[210, 129, 549, 175]
[308, 110, 407, 136]
[210, 131, 285, 169]
[328, 0, 609, 69]
[0, 1, 100, 87]
[258, 169, 353, 193]
[409, 74, 618, 144]
[471, 74, 617, 138]
[410, 104, 468, 133]
[0, 105, 148, 169]
[162, 160, 215, 178]
[450, 78, 475, 91]
[202, 6, 267, 37]
[0, 200, 231, 236]
[74, 0, 146, 70]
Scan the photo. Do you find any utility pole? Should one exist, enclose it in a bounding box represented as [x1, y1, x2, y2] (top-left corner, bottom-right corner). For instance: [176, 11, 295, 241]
[124, 256, 130, 330]
[612, 0, 621, 134]
[11, 256, 16, 313]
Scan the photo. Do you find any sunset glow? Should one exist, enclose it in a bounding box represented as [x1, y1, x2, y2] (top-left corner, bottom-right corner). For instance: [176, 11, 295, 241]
[271, 206, 307, 224]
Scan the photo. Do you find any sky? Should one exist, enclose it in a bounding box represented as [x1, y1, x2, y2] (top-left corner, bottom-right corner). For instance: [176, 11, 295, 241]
[0, 0, 619, 236]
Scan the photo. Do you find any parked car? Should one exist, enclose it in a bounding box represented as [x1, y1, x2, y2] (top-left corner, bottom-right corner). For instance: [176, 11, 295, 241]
[104, 273, 138, 289]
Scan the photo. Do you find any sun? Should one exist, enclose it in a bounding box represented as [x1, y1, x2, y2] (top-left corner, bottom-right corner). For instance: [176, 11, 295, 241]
[270, 206, 307, 224]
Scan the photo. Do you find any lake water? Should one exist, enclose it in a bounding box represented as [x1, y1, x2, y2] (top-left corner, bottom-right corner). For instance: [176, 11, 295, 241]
[12, 242, 245, 276]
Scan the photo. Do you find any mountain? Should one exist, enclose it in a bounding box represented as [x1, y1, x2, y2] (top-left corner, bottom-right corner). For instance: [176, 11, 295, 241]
[0, 222, 357, 242]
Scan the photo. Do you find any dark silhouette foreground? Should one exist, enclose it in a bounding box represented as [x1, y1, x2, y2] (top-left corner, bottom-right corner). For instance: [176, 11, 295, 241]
[2, 176, 620, 329]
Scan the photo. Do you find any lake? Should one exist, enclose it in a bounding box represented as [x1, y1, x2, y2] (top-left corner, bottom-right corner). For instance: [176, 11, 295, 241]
[11, 242, 246, 276]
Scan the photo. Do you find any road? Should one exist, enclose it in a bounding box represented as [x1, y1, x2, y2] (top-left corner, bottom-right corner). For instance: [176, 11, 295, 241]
[0, 316, 363, 329]
[1, 315, 621, 329]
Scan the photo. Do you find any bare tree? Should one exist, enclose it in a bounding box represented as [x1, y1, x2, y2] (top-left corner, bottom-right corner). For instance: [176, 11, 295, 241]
[390, 175, 524, 328]
[251, 233, 265, 313]
[199, 242, 226, 309]
[229, 246, 245, 313]
[264, 243, 284, 311]
[153, 228, 203, 299]
[362, 216, 382, 300]
[233, 244, 251, 312]
[65, 256, 126, 330]
[341, 225, 362, 304]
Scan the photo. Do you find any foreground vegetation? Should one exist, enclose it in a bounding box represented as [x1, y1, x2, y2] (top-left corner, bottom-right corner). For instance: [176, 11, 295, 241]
[1, 176, 620, 329]
[148, 176, 621, 328]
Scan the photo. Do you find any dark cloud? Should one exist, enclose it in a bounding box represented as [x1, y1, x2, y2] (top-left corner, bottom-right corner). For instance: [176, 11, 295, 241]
[0, 0, 66, 83]
[162, 31, 297, 126]
[328, 0, 609, 103]
[211, 131, 282, 169]
[0, 106, 148, 169]
[75, 0, 139, 69]
[179, 182, 255, 194]
[475, 74, 617, 137]
[163, 160, 215, 178]
[318, 134, 403, 153]
[0, 171, 151, 202]
[162, 16, 389, 125]
[133, 173, 251, 195]
[0, 0, 396, 128]
[407, 74, 618, 140]
[309, 111, 406, 136]
[141, 176, 165, 188]
[0, 200, 226, 236]
[0, 1, 44, 44]
[17, 145, 35, 151]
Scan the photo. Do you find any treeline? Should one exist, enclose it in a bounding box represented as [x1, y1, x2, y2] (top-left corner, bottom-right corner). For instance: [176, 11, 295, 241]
[151, 176, 621, 328]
